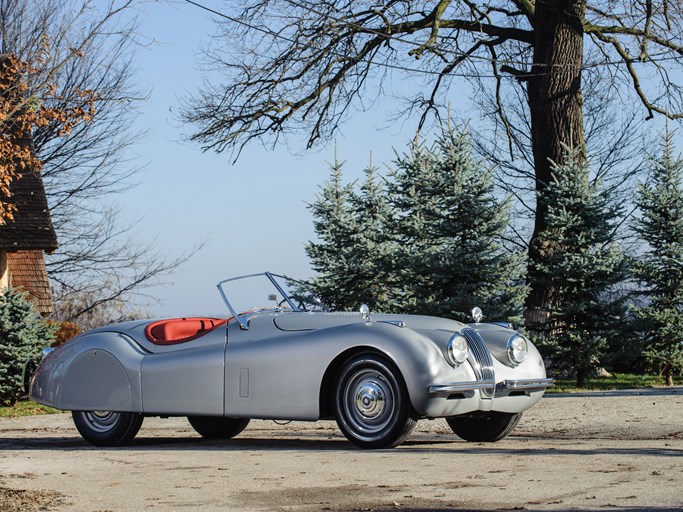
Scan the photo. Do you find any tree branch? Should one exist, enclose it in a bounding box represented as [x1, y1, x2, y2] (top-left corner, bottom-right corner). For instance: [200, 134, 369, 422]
[592, 31, 683, 120]
[584, 22, 683, 56]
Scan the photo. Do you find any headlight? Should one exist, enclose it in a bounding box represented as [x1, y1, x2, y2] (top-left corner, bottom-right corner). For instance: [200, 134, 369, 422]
[507, 334, 528, 365]
[447, 334, 468, 366]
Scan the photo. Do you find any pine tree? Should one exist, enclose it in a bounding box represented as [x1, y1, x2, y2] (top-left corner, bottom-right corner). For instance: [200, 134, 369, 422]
[385, 136, 439, 312]
[308, 124, 528, 322]
[387, 127, 527, 323]
[532, 146, 628, 387]
[427, 126, 527, 323]
[347, 158, 397, 311]
[305, 155, 359, 310]
[632, 134, 683, 386]
[0, 288, 57, 405]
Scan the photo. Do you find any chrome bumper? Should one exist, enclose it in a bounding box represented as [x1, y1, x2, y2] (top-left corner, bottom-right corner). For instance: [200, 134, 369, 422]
[499, 378, 555, 390]
[429, 377, 554, 396]
[429, 380, 495, 394]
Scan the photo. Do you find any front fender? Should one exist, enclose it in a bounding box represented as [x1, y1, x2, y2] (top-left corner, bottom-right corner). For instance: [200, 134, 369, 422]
[315, 322, 478, 418]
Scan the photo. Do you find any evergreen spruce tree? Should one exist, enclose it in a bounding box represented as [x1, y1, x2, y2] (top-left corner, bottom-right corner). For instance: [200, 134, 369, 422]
[532, 146, 628, 387]
[347, 158, 397, 311]
[385, 137, 439, 312]
[422, 126, 527, 323]
[632, 134, 683, 386]
[387, 127, 527, 323]
[0, 288, 57, 405]
[308, 124, 527, 322]
[305, 155, 359, 310]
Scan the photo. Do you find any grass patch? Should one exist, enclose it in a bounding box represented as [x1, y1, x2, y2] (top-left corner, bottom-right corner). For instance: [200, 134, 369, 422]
[548, 373, 683, 393]
[0, 400, 59, 418]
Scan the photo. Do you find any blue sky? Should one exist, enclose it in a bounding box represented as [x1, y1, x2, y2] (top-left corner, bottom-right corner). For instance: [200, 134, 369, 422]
[114, 0, 680, 318]
[124, 0, 440, 317]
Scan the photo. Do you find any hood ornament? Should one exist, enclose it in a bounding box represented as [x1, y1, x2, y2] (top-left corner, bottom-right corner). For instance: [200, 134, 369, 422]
[471, 307, 483, 323]
[359, 304, 371, 323]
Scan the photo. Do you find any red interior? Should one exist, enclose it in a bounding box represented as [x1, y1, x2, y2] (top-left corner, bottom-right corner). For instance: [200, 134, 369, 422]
[144, 317, 228, 345]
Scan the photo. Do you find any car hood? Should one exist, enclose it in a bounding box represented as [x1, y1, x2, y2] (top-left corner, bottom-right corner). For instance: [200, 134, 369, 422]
[273, 311, 466, 333]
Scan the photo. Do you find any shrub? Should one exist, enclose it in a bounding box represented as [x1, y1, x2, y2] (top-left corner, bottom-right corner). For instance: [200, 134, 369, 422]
[49, 320, 81, 347]
[0, 288, 57, 405]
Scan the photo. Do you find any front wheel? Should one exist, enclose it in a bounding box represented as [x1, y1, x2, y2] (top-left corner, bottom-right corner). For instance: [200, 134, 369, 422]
[187, 416, 250, 439]
[72, 411, 143, 447]
[334, 354, 416, 449]
[446, 411, 521, 442]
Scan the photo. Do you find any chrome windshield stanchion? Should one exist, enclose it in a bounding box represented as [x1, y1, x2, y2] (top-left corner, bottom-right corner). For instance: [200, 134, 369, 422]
[217, 277, 249, 330]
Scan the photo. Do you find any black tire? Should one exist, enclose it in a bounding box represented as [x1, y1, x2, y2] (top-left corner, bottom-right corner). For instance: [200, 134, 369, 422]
[72, 411, 143, 447]
[187, 416, 250, 439]
[446, 411, 522, 442]
[334, 354, 416, 449]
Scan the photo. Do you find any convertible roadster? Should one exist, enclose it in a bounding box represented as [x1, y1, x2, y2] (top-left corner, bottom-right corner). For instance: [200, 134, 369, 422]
[29, 272, 552, 449]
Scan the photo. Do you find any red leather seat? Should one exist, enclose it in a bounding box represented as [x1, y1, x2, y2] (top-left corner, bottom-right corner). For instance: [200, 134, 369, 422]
[145, 317, 227, 345]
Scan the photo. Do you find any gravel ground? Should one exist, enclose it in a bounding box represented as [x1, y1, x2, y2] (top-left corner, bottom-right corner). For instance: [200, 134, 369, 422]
[0, 392, 681, 512]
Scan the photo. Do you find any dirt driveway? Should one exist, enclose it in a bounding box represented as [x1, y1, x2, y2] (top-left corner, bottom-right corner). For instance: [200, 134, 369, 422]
[1, 392, 681, 512]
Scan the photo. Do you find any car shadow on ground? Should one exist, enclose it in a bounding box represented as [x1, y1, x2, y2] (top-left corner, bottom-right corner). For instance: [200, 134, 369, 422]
[0, 434, 679, 458]
[0, 435, 450, 452]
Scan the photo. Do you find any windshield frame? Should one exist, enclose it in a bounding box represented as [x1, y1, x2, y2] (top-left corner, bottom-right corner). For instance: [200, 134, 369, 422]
[216, 272, 326, 329]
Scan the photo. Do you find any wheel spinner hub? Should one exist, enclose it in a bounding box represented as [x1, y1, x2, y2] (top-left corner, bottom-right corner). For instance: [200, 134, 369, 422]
[354, 381, 386, 418]
[83, 411, 120, 433]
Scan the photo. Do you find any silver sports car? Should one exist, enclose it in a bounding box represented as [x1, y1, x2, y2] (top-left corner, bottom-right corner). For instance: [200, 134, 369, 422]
[29, 272, 553, 449]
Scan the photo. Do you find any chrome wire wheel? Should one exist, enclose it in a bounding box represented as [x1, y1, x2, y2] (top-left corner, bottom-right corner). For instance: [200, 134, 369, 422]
[334, 354, 416, 449]
[72, 410, 143, 447]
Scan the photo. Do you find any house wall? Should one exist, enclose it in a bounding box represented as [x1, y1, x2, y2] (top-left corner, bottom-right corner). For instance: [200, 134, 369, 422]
[0, 251, 8, 289]
[6, 250, 53, 316]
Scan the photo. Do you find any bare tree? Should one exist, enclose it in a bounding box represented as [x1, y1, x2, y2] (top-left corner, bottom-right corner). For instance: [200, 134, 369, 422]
[1, 0, 199, 324]
[181, 0, 682, 327]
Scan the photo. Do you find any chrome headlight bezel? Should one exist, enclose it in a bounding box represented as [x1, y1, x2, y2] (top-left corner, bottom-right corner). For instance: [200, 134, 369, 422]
[447, 333, 469, 366]
[507, 333, 528, 366]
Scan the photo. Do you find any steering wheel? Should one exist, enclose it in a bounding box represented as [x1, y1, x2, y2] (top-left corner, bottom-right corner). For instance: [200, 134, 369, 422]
[278, 295, 306, 310]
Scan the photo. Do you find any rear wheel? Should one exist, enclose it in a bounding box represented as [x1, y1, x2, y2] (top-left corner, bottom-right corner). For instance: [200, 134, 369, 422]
[446, 411, 521, 442]
[72, 411, 143, 447]
[187, 416, 250, 439]
[334, 354, 416, 449]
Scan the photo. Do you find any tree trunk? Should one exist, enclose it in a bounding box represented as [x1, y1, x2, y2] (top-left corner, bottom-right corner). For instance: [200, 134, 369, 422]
[666, 368, 674, 387]
[524, 0, 586, 331]
[576, 365, 588, 388]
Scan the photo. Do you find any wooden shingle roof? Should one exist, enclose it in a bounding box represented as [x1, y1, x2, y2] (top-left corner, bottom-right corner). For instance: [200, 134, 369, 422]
[0, 167, 58, 252]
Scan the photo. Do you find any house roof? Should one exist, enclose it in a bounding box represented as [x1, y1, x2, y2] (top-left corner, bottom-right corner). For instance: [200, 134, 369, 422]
[0, 53, 58, 252]
[0, 166, 58, 252]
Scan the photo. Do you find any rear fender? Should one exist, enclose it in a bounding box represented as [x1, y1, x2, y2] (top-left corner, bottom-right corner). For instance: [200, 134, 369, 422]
[30, 332, 146, 412]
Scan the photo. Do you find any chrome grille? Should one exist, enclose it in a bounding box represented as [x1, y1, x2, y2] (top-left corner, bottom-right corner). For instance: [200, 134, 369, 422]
[462, 328, 495, 398]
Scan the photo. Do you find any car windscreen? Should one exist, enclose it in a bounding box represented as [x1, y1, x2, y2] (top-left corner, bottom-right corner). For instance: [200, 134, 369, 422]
[217, 273, 325, 318]
[269, 274, 326, 312]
